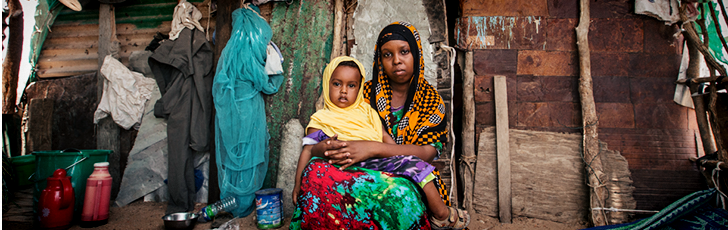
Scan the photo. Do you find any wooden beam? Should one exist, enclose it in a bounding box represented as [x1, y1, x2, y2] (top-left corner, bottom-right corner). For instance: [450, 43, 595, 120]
[330, 0, 344, 59]
[576, 0, 608, 226]
[494, 75, 511, 223]
[97, 3, 122, 199]
[2, 0, 22, 114]
[680, 4, 727, 162]
[316, 0, 344, 111]
[461, 51, 476, 213]
[209, 0, 238, 204]
[687, 38, 717, 155]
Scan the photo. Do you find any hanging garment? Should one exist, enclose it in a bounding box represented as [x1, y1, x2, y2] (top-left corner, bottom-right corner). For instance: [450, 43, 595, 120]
[149, 27, 213, 214]
[169, 0, 204, 41]
[94, 55, 156, 130]
[212, 4, 283, 217]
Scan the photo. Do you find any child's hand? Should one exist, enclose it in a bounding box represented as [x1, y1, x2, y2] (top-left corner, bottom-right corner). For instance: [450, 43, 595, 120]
[292, 183, 301, 205]
[320, 134, 350, 162]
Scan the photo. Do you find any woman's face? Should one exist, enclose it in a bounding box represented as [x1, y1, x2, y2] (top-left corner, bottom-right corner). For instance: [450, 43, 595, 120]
[380, 40, 415, 86]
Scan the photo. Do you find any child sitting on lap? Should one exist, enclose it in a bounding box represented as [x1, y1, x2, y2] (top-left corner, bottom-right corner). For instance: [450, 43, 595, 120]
[292, 56, 468, 229]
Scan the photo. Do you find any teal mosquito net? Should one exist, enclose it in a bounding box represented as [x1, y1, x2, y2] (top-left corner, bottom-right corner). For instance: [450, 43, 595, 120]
[212, 5, 284, 217]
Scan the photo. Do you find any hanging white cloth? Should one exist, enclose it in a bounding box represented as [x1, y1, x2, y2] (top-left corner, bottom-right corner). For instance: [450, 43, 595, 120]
[635, 0, 680, 24]
[169, 0, 204, 41]
[94, 55, 157, 130]
[265, 42, 284, 75]
[674, 43, 711, 108]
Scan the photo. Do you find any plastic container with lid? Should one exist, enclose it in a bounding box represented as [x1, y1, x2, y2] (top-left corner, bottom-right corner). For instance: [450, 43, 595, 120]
[81, 162, 112, 227]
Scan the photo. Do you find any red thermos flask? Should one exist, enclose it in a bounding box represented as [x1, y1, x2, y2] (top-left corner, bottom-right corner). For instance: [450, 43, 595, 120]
[80, 162, 112, 227]
[38, 168, 75, 229]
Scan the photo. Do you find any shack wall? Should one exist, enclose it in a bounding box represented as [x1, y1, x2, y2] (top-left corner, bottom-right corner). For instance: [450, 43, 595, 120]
[459, 0, 704, 212]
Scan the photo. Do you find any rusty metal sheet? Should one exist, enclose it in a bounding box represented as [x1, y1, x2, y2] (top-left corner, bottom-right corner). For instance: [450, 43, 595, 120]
[263, 0, 333, 188]
[595, 103, 635, 128]
[517, 50, 578, 76]
[461, 0, 548, 17]
[456, 16, 546, 50]
[589, 18, 644, 52]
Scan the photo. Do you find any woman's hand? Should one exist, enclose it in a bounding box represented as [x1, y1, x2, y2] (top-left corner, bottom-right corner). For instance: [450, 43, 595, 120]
[311, 134, 348, 158]
[327, 141, 381, 170]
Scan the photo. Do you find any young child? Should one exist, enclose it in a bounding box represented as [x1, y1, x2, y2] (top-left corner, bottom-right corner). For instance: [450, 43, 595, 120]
[292, 56, 467, 228]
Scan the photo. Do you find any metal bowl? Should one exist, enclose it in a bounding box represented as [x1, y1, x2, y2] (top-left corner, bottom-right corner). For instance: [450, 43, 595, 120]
[162, 212, 199, 230]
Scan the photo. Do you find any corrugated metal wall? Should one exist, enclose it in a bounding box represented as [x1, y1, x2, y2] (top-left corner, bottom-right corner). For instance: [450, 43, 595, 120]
[36, 0, 213, 78]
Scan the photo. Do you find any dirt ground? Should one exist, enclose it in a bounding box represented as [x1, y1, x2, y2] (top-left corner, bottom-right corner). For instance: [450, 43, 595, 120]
[5, 198, 587, 230]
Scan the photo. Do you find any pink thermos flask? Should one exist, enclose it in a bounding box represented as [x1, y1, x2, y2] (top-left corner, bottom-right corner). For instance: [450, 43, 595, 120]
[80, 162, 112, 227]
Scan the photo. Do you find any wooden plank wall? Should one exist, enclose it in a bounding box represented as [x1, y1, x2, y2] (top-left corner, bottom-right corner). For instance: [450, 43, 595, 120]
[458, 0, 705, 211]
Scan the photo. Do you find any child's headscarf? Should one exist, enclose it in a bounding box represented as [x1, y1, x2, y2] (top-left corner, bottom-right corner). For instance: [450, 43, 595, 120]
[364, 21, 447, 146]
[307, 56, 383, 142]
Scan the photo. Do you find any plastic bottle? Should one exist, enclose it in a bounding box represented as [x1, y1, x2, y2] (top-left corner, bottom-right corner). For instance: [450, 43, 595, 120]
[80, 162, 112, 227]
[198, 196, 237, 222]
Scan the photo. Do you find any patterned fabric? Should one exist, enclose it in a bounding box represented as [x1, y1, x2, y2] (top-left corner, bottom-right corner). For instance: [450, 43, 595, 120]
[364, 20, 453, 216]
[353, 155, 436, 184]
[304, 129, 436, 185]
[584, 189, 726, 230]
[290, 158, 431, 230]
[363, 21, 447, 148]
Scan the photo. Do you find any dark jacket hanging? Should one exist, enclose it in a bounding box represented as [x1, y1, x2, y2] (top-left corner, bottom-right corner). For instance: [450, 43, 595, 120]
[148, 27, 213, 213]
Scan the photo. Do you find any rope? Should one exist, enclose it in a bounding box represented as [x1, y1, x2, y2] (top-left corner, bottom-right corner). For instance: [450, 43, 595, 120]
[712, 161, 727, 209]
[459, 155, 477, 178]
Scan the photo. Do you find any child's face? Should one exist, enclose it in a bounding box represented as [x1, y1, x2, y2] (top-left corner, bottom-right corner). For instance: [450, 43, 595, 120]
[329, 65, 361, 108]
[380, 40, 415, 85]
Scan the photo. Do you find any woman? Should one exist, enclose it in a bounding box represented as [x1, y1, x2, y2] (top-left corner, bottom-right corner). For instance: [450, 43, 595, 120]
[290, 22, 469, 230]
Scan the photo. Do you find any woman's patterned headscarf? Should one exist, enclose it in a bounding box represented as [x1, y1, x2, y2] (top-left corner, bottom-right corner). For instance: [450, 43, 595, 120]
[364, 21, 447, 147]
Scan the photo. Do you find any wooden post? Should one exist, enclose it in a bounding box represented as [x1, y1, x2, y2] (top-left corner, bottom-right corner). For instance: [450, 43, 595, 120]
[97, 3, 122, 198]
[686, 39, 717, 155]
[461, 51, 476, 214]
[2, 0, 23, 114]
[680, 4, 728, 162]
[494, 75, 511, 223]
[315, 0, 344, 111]
[27, 99, 53, 153]
[330, 0, 344, 59]
[576, 0, 608, 226]
[209, 0, 238, 204]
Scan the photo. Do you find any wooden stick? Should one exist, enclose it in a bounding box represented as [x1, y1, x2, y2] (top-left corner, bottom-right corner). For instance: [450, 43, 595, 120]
[330, 0, 344, 59]
[708, 2, 728, 55]
[316, 0, 344, 111]
[700, 160, 728, 171]
[686, 37, 718, 155]
[680, 9, 728, 79]
[576, 0, 608, 226]
[461, 51, 476, 214]
[681, 4, 728, 162]
[494, 75, 511, 223]
[675, 76, 728, 84]
[97, 3, 121, 199]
